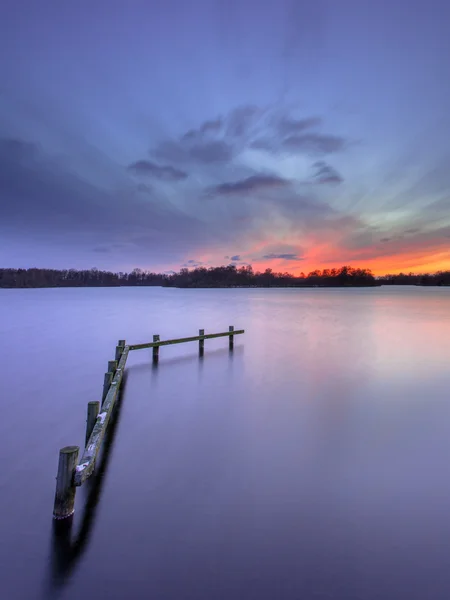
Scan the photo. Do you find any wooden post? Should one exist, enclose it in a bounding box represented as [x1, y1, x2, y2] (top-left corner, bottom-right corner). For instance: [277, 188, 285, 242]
[115, 340, 126, 362]
[199, 329, 204, 355]
[102, 371, 113, 403]
[86, 401, 100, 446]
[108, 360, 118, 375]
[153, 335, 160, 363]
[229, 325, 234, 350]
[53, 446, 79, 520]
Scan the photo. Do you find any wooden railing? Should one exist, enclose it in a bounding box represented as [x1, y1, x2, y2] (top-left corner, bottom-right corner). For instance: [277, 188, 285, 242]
[53, 326, 244, 519]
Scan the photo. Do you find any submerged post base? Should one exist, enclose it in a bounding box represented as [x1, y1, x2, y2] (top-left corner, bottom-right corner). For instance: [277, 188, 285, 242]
[53, 446, 79, 520]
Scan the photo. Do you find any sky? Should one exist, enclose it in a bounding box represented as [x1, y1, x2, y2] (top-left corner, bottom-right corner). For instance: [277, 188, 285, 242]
[1, 0, 449, 275]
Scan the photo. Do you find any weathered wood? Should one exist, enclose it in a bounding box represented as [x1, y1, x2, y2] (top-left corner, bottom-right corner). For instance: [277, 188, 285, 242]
[115, 340, 125, 361]
[74, 347, 129, 486]
[129, 329, 245, 351]
[86, 401, 100, 446]
[53, 446, 79, 519]
[153, 335, 160, 363]
[229, 325, 234, 350]
[108, 360, 118, 375]
[199, 329, 204, 355]
[102, 371, 113, 403]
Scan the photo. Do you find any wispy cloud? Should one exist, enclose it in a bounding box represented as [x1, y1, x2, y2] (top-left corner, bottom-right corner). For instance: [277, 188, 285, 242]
[128, 160, 187, 181]
[209, 174, 290, 196]
[263, 253, 304, 260]
[312, 161, 343, 184]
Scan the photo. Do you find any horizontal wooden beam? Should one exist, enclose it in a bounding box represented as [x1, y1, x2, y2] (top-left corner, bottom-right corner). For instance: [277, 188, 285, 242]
[74, 346, 129, 486]
[128, 329, 245, 351]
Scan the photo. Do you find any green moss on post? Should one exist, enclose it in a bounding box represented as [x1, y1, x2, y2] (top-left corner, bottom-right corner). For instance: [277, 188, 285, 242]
[153, 335, 160, 363]
[229, 325, 234, 350]
[108, 360, 118, 375]
[86, 401, 100, 446]
[115, 340, 126, 361]
[102, 371, 113, 403]
[53, 446, 79, 520]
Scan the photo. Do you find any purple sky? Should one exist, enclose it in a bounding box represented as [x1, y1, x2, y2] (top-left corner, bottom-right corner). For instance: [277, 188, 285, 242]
[1, 0, 449, 274]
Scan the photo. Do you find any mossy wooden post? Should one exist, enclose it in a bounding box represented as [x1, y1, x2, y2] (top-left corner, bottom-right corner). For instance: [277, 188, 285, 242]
[199, 329, 204, 356]
[229, 325, 234, 350]
[108, 360, 118, 375]
[102, 371, 113, 403]
[153, 335, 160, 363]
[115, 340, 126, 362]
[53, 446, 79, 520]
[86, 401, 100, 446]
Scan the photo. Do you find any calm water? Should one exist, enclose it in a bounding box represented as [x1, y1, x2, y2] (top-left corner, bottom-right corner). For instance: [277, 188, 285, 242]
[1, 286, 450, 600]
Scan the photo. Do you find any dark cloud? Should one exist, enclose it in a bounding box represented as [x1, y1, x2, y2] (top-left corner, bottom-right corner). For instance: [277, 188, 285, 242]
[277, 116, 322, 136]
[182, 118, 223, 140]
[181, 260, 203, 267]
[128, 160, 187, 181]
[380, 238, 391, 243]
[405, 227, 420, 234]
[263, 253, 304, 261]
[153, 105, 263, 167]
[189, 140, 233, 163]
[210, 174, 290, 196]
[251, 128, 347, 157]
[230, 255, 241, 261]
[312, 161, 343, 184]
[284, 133, 346, 154]
[154, 138, 233, 165]
[0, 137, 206, 263]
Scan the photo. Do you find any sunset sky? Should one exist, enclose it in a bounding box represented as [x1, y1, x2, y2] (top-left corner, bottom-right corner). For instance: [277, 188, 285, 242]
[1, 0, 449, 275]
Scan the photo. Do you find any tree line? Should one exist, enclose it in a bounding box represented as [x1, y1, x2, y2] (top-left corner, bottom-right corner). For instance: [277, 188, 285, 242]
[1, 265, 375, 288]
[1, 264, 449, 288]
[377, 271, 450, 286]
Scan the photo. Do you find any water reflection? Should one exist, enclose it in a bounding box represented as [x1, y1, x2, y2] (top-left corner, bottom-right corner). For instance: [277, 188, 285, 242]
[45, 373, 128, 597]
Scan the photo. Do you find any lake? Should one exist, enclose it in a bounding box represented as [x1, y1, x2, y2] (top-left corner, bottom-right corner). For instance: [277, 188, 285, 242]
[1, 286, 450, 600]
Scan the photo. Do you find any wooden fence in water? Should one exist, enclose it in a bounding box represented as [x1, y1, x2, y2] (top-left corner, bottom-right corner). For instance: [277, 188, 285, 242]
[53, 326, 244, 519]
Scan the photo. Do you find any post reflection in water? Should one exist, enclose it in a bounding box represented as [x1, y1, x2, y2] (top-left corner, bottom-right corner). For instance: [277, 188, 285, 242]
[46, 373, 128, 596]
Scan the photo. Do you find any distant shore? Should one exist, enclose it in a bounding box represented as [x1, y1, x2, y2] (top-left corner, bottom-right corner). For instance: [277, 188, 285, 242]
[1, 265, 449, 288]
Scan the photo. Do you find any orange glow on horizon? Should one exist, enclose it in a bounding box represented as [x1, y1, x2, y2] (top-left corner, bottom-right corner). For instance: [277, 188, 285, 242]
[180, 245, 450, 277]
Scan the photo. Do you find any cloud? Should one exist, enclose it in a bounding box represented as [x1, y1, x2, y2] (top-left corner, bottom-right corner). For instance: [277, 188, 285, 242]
[181, 259, 203, 267]
[277, 116, 322, 136]
[380, 237, 391, 243]
[189, 140, 233, 163]
[312, 161, 343, 184]
[0, 136, 206, 264]
[182, 118, 223, 140]
[152, 106, 258, 166]
[251, 128, 347, 157]
[210, 174, 290, 196]
[154, 138, 233, 165]
[230, 255, 241, 261]
[263, 253, 304, 261]
[283, 133, 346, 154]
[128, 160, 187, 181]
